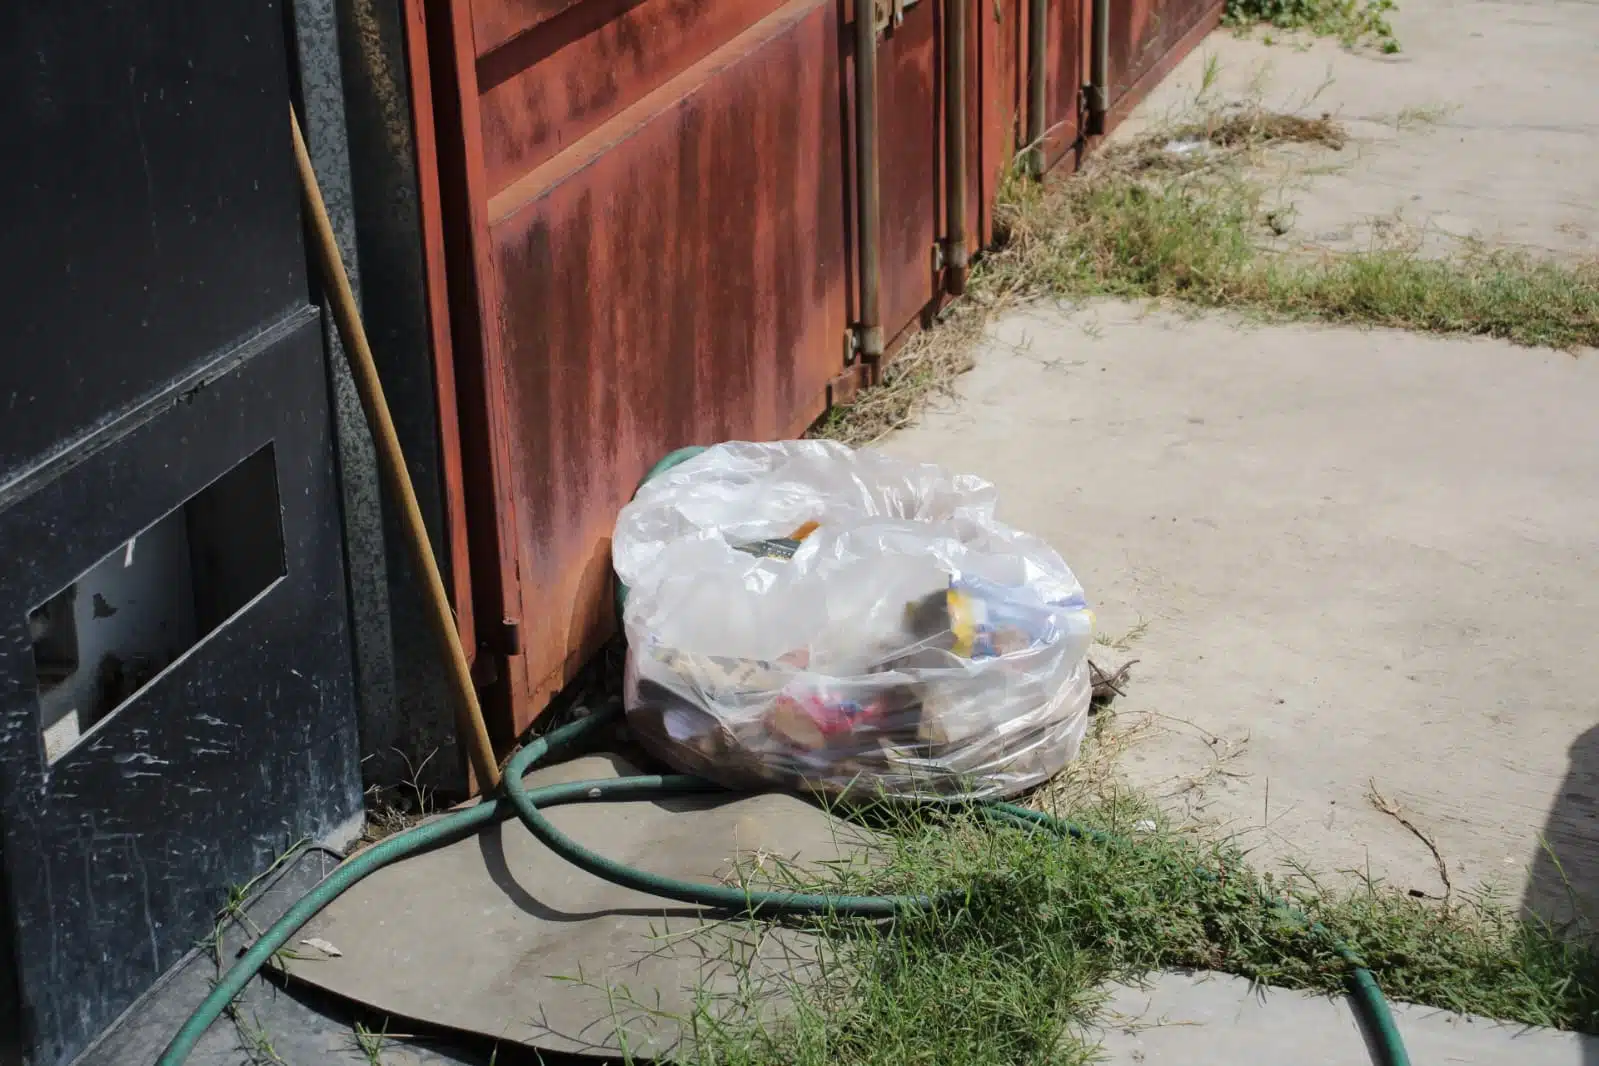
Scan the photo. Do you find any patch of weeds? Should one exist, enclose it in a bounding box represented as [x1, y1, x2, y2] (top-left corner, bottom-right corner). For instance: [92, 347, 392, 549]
[809, 284, 987, 447]
[1390, 102, 1456, 130]
[358, 747, 441, 849]
[988, 111, 1599, 350]
[204, 837, 309, 968]
[353, 1020, 405, 1065]
[1224, 0, 1401, 53]
[226, 1006, 289, 1066]
[657, 787, 1599, 1066]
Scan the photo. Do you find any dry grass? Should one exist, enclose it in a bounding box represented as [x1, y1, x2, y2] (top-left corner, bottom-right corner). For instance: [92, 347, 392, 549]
[809, 300, 986, 447]
[354, 748, 439, 850]
[1108, 108, 1346, 173]
[1192, 111, 1347, 149]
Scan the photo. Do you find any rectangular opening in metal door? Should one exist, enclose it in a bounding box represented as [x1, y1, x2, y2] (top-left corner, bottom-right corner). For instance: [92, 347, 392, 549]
[29, 443, 285, 764]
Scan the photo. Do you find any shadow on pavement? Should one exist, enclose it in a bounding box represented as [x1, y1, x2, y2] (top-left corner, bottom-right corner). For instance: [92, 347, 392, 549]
[1523, 723, 1599, 1064]
[1524, 724, 1599, 932]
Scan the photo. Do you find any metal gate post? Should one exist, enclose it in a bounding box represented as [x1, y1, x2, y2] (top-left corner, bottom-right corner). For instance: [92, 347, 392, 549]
[854, 0, 885, 365]
[1027, 0, 1047, 174]
[1087, 0, 1110, 134]
[942, 0, 969, 295]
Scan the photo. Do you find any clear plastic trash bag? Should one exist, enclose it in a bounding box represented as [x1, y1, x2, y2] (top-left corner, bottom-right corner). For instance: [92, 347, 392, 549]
[613, 440, 1094, 800]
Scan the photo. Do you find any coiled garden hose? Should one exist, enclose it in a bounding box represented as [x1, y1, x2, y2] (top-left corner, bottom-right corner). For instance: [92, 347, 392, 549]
[500, 731, 937, 918]
[155, 701, 1410, 1066]
[154, 442, 1410, 1065]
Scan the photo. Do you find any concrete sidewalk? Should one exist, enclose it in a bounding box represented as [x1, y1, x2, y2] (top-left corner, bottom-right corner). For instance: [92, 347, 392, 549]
[1093, 971, 1599, 1064]
[1123, 0, 1599, 260]
[888, 304, 1599, 915]
[886, 1, 1599, 1060]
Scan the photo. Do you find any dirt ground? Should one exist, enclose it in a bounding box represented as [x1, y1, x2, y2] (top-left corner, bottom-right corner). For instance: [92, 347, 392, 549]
[884, 0, 1599, 928]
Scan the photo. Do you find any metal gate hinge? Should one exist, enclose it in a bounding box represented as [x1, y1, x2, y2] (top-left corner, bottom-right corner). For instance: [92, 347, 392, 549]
[847, 324, 884, 364]
[496, 617, 522, 657]
[873, 0, 917, 35]
[473, 616, 521, 688]
[1083, 82, 1108, 117]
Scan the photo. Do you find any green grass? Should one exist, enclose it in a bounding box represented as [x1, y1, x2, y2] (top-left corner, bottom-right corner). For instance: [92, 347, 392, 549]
[1224, 0, 1402, 53]
[658, 774, 1599, 1066]
[204, 836, 310, 968]
[226, 1006, 290, 1066]
[354, 1020, 398, 1065]
[984, 126, 1599, 351]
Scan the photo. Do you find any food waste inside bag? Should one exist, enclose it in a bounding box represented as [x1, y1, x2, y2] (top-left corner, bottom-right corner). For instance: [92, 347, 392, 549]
[612, 441, 1094, 800]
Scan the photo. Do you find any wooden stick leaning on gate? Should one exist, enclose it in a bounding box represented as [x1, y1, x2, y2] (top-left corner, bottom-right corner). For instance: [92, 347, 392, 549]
[290, 106, 502, 792]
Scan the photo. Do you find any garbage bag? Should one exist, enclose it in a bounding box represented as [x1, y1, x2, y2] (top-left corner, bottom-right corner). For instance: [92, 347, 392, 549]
[613, 440, 1094, 800]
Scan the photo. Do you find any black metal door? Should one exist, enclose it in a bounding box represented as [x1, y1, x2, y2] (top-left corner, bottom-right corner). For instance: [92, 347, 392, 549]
[0, 3, 362, 1063]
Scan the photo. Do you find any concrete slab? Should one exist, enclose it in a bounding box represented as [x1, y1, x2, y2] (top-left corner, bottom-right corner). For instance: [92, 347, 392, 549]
[1121, 0, 1599, 259]
[882, 304, 1599, 925]
[887, 0, 1599, 942]
[1091, 971, 1599, 1064]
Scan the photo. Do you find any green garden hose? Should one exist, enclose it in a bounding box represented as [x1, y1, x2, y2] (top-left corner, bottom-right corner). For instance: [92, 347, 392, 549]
[500, 735, 940, 917]
[154, 448, 1413, 1066]
[155, 703, 1412, 1066]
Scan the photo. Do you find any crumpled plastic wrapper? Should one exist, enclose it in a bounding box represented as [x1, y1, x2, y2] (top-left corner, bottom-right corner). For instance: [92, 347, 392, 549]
[613, 440, 1094, 800]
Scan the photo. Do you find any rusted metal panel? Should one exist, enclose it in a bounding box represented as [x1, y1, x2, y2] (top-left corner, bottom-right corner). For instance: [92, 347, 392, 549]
[1107, 0, 1220, 121]
[410, 0, 1217, 739]
[401, 0, 477, 663]
[475, 0, 790, 193]
[470, 0, 582, 55]
[976, 0, 1024, 246]
[1040, 0, 1084, 166]
[424, 0, 527, 747]
[874, 3, 944, 338]
[437, 0, 845, 732]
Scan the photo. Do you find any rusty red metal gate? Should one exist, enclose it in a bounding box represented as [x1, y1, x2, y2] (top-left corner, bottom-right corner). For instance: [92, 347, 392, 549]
[421, 0, 851, 737]
[407, 0, 1219, 742]
[1103, 0, 1221, 130]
